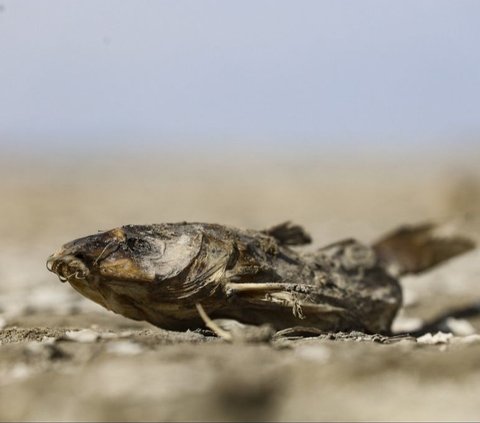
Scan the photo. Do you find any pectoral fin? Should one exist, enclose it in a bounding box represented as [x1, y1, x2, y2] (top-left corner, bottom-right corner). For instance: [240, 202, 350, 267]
[262, 221, 312, 246]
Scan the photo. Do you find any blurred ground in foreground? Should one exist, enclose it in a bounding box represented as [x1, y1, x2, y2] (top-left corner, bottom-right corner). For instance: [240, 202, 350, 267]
[0, 147, 479, 421]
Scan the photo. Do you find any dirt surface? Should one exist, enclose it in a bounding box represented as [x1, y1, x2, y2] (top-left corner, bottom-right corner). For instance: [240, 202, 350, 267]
[1, 150, 480, 421]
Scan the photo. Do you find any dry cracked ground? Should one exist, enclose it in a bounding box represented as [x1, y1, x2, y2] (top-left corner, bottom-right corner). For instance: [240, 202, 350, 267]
[1, 150, 480, 421]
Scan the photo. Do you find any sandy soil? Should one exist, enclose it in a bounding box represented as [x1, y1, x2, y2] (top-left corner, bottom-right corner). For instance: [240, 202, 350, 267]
[1, 148, 479, 421]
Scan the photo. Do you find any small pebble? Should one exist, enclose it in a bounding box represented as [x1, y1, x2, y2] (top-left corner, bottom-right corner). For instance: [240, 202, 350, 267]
[41, 336, 56, 344]
[391, 316, 423, 333]
[417, 331, 453, 345]
[64, 329, 100, 343]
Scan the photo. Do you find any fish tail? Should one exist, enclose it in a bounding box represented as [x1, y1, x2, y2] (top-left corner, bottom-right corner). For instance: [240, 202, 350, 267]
[372, 222, 475, 276]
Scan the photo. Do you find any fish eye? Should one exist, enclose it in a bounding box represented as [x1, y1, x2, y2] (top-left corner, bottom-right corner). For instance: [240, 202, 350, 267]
[126, 237, 150, 251]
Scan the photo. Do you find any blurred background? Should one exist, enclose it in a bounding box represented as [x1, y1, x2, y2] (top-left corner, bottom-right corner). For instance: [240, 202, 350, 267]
[1, 0, 479, 289]
[1, 1, 480, 420]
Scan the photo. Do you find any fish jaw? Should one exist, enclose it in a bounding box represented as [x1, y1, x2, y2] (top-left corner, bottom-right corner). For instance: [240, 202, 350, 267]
[46, 227, 155, 285]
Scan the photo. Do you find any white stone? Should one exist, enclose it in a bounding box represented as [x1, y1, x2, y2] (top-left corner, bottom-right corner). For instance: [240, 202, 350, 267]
[417, 331, 453, 345]
[391, 315, 423, 333]
[64, 329, 100, 343]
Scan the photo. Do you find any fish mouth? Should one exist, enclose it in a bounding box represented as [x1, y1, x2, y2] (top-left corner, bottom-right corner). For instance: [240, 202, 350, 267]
[47, 253, 90, 283]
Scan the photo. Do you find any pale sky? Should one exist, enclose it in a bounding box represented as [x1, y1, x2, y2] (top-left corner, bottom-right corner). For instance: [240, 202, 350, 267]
[1, 1, 480, 151]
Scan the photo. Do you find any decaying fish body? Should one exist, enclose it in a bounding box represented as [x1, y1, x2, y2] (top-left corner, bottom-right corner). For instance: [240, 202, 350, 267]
[47, 222, 474, 335]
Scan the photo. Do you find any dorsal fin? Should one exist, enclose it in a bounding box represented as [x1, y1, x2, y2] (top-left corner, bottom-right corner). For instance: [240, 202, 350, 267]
[372, 222, 475, 276]
[262, 221, 312, 246]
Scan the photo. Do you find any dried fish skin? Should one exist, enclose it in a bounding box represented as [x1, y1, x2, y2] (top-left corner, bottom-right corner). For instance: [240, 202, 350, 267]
[46, 221, 474, 335]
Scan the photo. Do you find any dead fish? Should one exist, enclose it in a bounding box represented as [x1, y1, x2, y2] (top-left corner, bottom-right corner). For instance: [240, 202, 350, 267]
[46, 221, 475, 336]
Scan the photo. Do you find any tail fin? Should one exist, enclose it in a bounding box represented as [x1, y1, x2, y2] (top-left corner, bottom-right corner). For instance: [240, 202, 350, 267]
[372, 222, 475, 277]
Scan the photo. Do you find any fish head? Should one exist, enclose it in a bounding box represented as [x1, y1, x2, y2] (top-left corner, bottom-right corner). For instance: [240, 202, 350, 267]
[47, 225, 203, 285]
